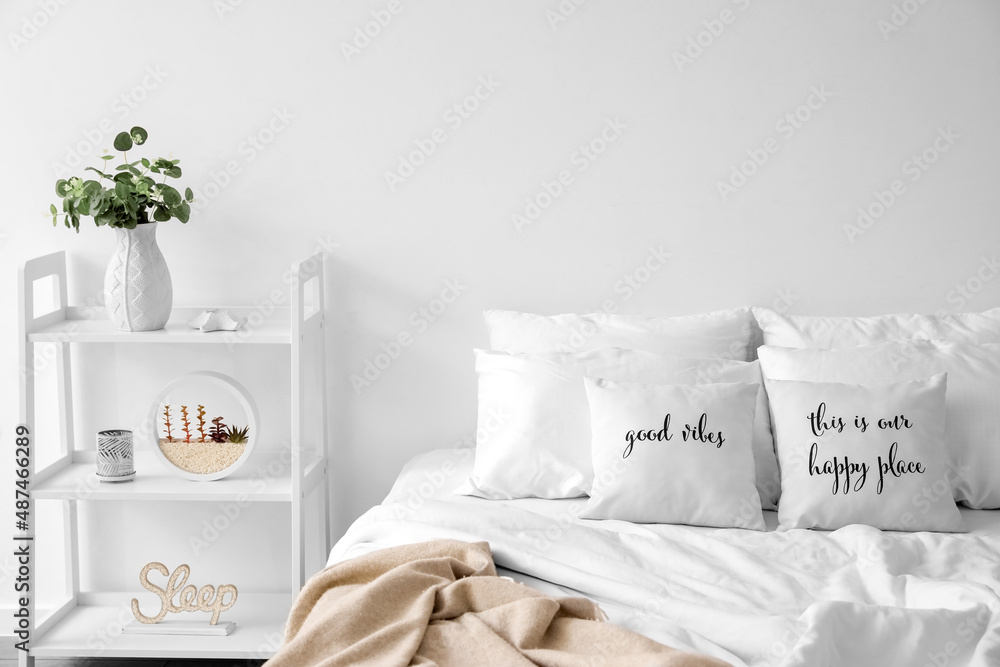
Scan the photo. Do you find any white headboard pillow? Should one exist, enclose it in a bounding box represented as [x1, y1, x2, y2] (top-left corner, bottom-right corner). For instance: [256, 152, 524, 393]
[486, 308, 756, 361]
[753, 306, 1000, 349]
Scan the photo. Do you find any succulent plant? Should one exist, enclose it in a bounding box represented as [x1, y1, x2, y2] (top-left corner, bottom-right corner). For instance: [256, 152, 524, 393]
[209, 417, 227, 443]
[225, 424, 249, 444]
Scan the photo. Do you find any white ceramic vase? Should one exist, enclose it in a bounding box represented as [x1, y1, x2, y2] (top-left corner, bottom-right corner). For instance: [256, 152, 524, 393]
[103, 223, 173, 331]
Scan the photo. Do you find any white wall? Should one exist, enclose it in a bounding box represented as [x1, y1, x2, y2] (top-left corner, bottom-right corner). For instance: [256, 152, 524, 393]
[2, 0, 999, 603]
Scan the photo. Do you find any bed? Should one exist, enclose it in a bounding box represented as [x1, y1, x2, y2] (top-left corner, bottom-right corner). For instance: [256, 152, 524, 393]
[295, 306, 1000, 666]
[329, 447, 1000, 667]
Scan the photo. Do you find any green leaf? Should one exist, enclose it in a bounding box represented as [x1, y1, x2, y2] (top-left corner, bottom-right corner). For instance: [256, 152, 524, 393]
[49, 203, 57, 215]
[55, 179, 69, 197]
[160, 185, 182, 206]
[175, 201, 191, 223]
[184, 187, 194, 202]
[84, 166, 109, 179]
[115, 181, 131, 201]
[113, 172, 133, 183]
[100, 154, 115, 161]
[164, 166, 182, 178]
[113, 132, 133, 152]
[82, 180, 103, 196]
[52, 214, 57, 226]
[149, 165, 160, 174]
[115, 164, 131, 171]
[153, 206, 171, 222]
[130, 126, 148, 145]
[141, 157, 150, 168]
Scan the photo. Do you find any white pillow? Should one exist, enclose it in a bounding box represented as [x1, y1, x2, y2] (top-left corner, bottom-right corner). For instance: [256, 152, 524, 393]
[585, 350, 779, 509]
[463, 349, 591, 499]
[461, 348, 779, 505]
[758, 340, 1000, 509]
[754, 306, 1000, 349]
[485, 308, 755, 360]
[582, 378, 764, 529]
[765, 374, 964, 532]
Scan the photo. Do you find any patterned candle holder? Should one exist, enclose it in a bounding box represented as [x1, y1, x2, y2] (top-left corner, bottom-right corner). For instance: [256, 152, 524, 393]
[97, 429, 136, 482]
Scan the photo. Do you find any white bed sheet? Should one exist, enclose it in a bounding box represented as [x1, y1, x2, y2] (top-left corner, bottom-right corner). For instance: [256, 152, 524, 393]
[329, 447, 1000, 667]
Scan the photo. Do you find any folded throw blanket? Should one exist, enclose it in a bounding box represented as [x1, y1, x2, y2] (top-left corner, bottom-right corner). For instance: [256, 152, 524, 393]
[265, 539, 731, 667]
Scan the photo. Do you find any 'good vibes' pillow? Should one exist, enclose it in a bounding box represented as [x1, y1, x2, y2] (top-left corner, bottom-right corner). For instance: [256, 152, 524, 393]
[765, 374, 965, 532]
[582, 378, 764, 529]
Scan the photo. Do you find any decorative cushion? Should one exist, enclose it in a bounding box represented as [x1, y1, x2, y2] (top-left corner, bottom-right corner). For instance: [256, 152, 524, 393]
[581, 378, 764, 529]
[764, 373, 965, 532]
[758, 340, 1000, 509]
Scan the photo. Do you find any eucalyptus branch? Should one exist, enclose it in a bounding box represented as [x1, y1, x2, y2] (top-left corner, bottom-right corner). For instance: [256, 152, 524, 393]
[49, 127, 195, 232]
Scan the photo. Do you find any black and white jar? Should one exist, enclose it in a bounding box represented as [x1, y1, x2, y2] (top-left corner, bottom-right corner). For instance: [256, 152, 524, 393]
[96, 429, 136, 482]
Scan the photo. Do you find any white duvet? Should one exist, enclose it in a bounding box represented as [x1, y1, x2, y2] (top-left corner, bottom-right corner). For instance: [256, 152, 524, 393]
[329, 448, 1000, 667]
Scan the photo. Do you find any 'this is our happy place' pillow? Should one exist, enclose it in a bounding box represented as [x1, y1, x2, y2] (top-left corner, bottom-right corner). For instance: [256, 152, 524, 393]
[582, 378, 765, 530]
[764, 374, 965, 532]
[758, 340, 1000, 509]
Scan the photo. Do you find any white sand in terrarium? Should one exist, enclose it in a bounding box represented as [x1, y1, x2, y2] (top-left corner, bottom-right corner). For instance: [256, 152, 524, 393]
[158, 439, 246, 474]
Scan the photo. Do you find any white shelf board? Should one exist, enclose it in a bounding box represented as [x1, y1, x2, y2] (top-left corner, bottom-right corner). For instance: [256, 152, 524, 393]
[32, 592, 290, 659]
[27, 308, 291, 345]
[34, 453, 292, 502]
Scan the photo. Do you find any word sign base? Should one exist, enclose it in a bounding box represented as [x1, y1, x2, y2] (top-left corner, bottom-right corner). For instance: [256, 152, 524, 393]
[122, 619, 236, 636]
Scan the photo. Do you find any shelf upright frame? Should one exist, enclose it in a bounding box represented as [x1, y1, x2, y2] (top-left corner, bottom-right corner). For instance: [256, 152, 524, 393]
[16, 250, 329, 665]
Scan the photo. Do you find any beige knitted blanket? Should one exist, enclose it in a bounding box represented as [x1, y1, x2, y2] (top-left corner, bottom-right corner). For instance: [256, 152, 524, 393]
[265, 539, 731, 667]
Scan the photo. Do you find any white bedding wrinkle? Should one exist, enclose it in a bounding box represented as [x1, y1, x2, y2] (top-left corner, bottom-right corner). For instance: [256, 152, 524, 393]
[330, 449, 1000, 667]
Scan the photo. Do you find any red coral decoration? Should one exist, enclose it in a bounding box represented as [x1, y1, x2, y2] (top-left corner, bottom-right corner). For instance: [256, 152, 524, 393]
[162, 405, 174, 442]
[180, 406, 192, 443]
[196, 405, 208, 442]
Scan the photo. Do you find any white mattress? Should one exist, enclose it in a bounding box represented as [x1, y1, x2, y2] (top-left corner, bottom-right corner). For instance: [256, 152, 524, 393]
[330, 447, 1000, 667]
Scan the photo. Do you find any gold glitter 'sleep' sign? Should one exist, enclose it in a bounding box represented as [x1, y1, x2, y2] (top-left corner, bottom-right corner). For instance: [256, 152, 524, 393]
[131, 562, 238, 625]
